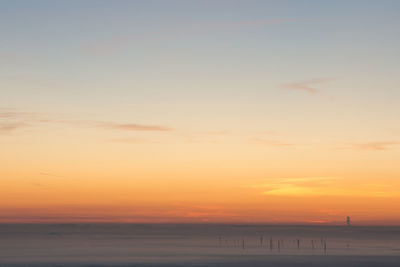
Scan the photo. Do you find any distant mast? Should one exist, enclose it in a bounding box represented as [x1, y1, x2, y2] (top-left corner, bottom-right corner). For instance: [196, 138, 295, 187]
[346, 216, 351, 226]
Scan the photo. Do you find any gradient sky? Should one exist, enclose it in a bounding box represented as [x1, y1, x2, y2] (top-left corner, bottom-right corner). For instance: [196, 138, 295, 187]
[1, 0, 400, 224]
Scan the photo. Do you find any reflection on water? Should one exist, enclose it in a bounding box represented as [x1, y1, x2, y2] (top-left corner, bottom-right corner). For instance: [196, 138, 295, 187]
[0, 224, 400, 264]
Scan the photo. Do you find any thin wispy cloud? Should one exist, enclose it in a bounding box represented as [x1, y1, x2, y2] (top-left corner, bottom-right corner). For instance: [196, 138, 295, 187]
[352, 141, 399, 151]
[97, 122, 172, 131]
[0, 108, 35, 119]
[281, 78, 335, 94]
[31, 183, 43, 187]
[253, 177, 336, 196]
[39, 172, 64, 178]
[0, 111, 21, 118]
[252, 177, 396, 197]
[108, 137, 162, 144]
[0, 108, 172, 134]
[0, 122, 27, 133]
[0, 109, 31, 133]
[200, 130, 231, 135]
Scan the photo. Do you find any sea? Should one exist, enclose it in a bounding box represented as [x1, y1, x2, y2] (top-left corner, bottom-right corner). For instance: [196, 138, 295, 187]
[1, 224, 400, 266]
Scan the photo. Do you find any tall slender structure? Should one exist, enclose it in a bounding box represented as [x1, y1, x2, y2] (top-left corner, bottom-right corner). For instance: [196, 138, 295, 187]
[346, 216, 351, 226]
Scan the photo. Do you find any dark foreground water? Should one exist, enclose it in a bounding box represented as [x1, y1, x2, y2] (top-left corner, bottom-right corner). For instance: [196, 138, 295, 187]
[1, 224, 400, 266]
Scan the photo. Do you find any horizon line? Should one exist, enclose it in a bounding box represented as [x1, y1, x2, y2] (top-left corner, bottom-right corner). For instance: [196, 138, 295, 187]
[0, 222, 398, 227]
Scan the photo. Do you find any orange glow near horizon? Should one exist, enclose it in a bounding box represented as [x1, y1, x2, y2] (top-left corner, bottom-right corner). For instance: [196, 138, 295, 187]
[2, 155, 400, 224]
[1, 134, 400, 225]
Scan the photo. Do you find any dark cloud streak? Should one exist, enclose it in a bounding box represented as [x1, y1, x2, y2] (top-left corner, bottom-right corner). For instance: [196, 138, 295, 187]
[281, 78, 335, 94]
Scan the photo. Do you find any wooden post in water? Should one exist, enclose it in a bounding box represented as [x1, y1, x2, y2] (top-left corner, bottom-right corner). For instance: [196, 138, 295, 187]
[270, 238, 273, 251]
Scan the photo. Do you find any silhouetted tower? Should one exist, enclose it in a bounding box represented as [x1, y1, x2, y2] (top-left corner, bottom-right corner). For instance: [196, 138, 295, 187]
[346, 216, 351, 226]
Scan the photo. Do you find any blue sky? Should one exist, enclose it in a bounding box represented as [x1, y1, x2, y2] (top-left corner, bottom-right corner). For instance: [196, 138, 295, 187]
[1, 0, 399, 141]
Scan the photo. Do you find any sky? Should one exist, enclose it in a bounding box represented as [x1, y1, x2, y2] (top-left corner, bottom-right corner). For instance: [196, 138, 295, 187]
[1, 0, 400, 224]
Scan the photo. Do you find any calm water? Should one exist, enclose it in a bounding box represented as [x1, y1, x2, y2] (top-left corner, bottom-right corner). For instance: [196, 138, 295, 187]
[1, 224, 400, 266]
